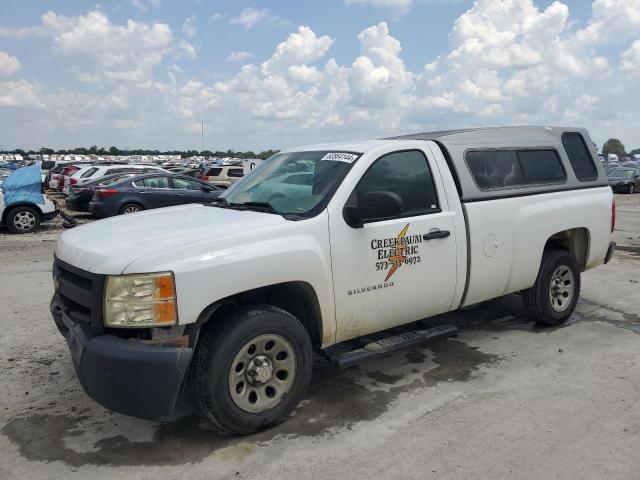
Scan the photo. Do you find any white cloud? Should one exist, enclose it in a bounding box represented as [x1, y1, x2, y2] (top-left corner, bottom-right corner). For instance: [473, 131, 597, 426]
[620, 40, 640, 71]
[182, 15, 197, 39]
[230, 7, 268, 30]
[0, 52, 22, 76]
[0, 79, 42, 108]
[226, 51, 254, 63]
[260, 26, 334, 76]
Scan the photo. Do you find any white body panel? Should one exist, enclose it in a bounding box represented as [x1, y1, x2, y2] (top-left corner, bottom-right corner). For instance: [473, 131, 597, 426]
[462, 187, 613, 306]
[327, 141, 466, 342]
[0, 191, 57, 223]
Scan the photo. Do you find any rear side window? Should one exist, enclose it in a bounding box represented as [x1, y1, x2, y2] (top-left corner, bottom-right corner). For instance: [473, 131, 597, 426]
[81, 167, 99, 178]
[562, 133, 598, 181]
[466, 151, 524, 189]
[228, 168, 244, 178]
[466, 149, 566, 190]
[141, 177, 170, 188]
[517, 150, 566, 183]
[355, 150, 440, 216]
[207, 167, 222, 176]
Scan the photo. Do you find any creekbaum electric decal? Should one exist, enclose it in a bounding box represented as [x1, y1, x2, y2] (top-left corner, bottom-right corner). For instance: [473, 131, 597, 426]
[372, 223, 422, 281]
[347, 223, 423, 297]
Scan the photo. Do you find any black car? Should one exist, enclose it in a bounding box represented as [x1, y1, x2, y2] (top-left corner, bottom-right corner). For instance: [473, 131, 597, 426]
[607, 167, 640, 194]
[89, 173, 222, 218]
[66, 172, 139, 212]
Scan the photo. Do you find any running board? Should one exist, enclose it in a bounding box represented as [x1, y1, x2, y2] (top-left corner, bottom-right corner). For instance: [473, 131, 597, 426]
[323, 324, 458, 369]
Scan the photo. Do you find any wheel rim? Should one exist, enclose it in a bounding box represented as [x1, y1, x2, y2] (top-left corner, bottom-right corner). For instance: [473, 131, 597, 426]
[228, 334, 296, 414]
[123, 205, 139, 214]
[549, 265, 575, 312]
[631, 185, 635, 194]
[13, 211, 36, 231]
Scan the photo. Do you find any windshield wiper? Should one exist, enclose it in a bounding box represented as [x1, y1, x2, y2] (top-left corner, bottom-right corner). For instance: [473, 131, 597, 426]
[229, 201, 278, 214]
[209, 197, 230, 208]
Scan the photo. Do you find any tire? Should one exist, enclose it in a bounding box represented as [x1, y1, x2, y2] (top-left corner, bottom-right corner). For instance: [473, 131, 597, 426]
[192, 305, 313, 435]
[629, 184, 635, 194]
[6, 206, 41, 234]
[522, 248, 580, 326]
[119, 203, 143, 215]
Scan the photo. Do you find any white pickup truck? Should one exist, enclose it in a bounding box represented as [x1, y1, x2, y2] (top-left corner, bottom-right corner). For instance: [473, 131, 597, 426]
[51, 127, 615, 434]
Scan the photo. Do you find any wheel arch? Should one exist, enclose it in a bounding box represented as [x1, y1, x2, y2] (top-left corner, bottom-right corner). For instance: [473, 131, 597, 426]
[544, 227, 591, 271]
[1, 202, 43, 225]
[187, 281, 324, 351]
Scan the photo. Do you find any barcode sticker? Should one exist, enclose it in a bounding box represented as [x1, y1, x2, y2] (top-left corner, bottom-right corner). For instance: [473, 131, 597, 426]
[321, 152, 359, 163]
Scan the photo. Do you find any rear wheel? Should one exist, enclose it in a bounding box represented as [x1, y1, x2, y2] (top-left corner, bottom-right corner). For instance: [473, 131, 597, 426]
[192, 305, 313, 435]
[522, 248, 580, 326]
[119, 203, 143, 215]
[6, 206, 41, 234]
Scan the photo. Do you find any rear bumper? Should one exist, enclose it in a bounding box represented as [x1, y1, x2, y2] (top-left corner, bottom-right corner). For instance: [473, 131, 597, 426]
[51, 294, 193, 421]
[604, 241, 616, 265]
[43, 201, 59, 222]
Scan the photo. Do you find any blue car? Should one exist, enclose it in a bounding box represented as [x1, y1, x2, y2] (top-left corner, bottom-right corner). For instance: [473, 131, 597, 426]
[89, 173, 222, 218]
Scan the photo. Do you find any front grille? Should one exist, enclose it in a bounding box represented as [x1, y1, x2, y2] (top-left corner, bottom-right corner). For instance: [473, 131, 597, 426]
[53, 258, 106, 333]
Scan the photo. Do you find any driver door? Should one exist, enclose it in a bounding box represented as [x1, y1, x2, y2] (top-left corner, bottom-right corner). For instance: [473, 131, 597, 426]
[328, 148, 459, 343]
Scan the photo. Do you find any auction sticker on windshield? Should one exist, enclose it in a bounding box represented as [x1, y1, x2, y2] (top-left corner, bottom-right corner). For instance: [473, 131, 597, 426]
[321, 152, 359, 163]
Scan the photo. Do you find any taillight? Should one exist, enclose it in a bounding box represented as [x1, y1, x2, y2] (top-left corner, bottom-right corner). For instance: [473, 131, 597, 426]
[201, 175, 209, 181]
[95, 188, 119, 198]
[70, 178, 78, 185]
[611, 199, 616, 233]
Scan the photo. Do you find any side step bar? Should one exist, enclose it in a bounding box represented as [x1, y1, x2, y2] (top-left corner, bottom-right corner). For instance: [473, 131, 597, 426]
[323, 324, 458, 369]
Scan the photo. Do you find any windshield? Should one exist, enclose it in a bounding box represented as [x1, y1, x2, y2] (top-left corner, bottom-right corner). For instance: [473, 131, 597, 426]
[220, 151, 358, 216]
[608, 169, 635, 179]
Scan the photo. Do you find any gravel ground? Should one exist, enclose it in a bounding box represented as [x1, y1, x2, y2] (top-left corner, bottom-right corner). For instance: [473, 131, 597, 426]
[0, 193, 639, 480]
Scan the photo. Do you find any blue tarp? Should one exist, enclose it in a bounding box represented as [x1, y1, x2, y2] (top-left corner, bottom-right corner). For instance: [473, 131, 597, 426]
[1, 164, 44, 207]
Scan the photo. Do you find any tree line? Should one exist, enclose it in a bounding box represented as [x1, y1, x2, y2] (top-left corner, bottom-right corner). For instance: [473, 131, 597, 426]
[602, 139, 640, 159]
[1, 146, 281, 160]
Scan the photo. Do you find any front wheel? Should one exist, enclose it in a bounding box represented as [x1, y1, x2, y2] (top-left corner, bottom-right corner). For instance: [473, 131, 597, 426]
[522, 249, 580, 326]
[6, 206, 41, 234]
[119, 203, 143, 215]
[629, 184, 635, 194]
[192, 305, 313, 435]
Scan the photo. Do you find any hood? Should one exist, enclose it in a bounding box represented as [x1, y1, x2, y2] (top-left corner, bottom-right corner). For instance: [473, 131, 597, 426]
[55, 204, 287, 274]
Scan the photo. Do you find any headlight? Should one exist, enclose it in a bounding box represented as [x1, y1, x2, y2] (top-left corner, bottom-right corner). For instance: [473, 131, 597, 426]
[104, 272, 178, 327]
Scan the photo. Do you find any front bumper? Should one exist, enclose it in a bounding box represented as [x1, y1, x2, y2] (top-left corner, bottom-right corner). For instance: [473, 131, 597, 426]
[50, 293, 193, 421]
[43, 201, 60, 222]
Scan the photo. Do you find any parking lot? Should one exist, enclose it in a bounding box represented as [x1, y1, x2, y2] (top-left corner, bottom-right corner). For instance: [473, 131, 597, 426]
[0, 193, 639, 480]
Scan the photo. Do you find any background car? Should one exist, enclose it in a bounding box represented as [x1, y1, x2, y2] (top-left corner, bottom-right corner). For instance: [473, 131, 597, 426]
[65, 173, 137, 212]
[63, 164, 168, 195]
[89, 173, 222, 217]
[607, 167, 640, 194]
[198, 165, 244, 188]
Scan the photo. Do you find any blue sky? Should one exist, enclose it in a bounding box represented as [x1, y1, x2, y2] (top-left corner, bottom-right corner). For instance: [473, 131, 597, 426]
[1, 0, 639, 151]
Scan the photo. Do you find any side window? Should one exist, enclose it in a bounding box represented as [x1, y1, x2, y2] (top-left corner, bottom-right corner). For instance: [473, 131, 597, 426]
[142, 176, 170, 189]
[81, 167, 98, 178]
[517, 150, 566, 184]
[207, 167, 223, 177]
[228, 168, 244, 178]
[466, 149, 566, 190]
[562, 132, 598, 181]
[355, 150, 440, 216]
[466, 150, 524, 189]
[172, 178, 203, 190]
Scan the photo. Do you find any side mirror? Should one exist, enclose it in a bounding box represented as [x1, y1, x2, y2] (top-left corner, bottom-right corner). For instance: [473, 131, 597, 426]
[344, 191, 404, 228]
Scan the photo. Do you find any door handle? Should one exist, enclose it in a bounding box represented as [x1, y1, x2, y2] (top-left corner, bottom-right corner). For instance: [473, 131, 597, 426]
[423, 229, 451, 241]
